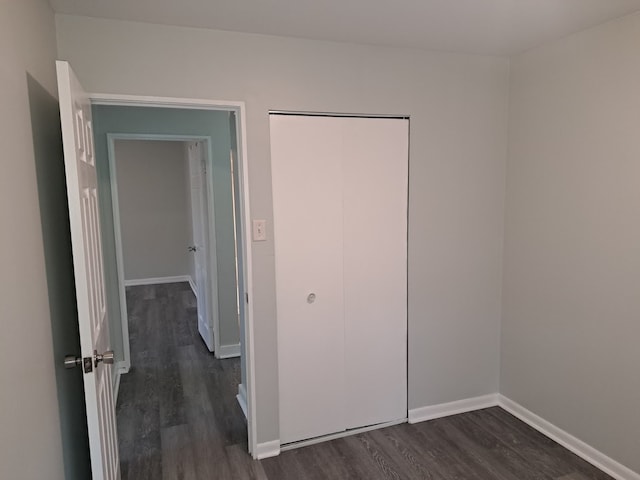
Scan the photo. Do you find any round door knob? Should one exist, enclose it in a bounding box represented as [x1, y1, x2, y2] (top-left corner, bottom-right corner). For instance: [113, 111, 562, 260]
[307, 293, 316, 304]
[64, 355, 82, 369]
[94, 350, 115, 367]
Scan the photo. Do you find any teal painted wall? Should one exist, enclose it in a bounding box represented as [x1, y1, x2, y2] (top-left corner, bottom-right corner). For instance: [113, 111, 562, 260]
[92, 105, 240, 366]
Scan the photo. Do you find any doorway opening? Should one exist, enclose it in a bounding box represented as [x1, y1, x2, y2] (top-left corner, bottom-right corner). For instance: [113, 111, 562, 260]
[107, 135, 235, 366]
[89, 98, 257, 468]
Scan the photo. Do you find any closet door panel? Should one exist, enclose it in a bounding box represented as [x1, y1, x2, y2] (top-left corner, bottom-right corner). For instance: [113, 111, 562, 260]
[343, 118, 408, 429]
[270, 115, 346, 444]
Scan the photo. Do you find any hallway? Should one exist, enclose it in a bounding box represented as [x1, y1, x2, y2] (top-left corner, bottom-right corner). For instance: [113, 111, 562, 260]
[116, 282, 260, 479]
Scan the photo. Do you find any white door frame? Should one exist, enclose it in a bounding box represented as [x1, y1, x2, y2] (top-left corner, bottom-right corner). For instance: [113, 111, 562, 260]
[91, 93, 258, 457]
[106, 133, 220, 376]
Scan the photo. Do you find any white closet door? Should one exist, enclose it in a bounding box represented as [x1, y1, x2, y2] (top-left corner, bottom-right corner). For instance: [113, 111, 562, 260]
[271, 115, 346, 444]
[342, 118, 408, 429]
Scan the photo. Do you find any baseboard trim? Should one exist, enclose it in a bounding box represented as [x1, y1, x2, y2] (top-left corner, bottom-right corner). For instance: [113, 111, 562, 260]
[216, 343, 241, 359]
[237, 383, 248, 419]
[188, 276, 197, 298]
[498, 395, 640, 480]
[408, 394, 499, 424]
[254, 440, 280, 460]
[124, 275, 191, 287]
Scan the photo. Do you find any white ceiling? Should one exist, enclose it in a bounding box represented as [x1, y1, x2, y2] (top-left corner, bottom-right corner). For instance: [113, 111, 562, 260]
[49, 0, 640, 55]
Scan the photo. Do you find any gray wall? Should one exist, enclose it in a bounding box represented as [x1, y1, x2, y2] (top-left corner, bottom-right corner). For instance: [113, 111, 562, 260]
[92, 106, 241, 360]
[0, 1, 89, 479]
[57, 15, 510, 444]
[503, 13, 640, 474]
[115, 140, 192, 281]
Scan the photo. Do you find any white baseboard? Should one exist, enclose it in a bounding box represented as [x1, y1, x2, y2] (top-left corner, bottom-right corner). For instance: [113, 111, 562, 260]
[188, 276, 197, 298]
[237, 383, 248, 418]
[216, 343, 241, 359]
[124, 275, 191, 287]
[498, 395, 640, 480]
[408, 394, 499, 424]
[254, 440, 280, 460]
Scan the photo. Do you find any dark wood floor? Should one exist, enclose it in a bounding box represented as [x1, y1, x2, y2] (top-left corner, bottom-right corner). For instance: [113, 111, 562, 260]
[118, 282, 613, 480]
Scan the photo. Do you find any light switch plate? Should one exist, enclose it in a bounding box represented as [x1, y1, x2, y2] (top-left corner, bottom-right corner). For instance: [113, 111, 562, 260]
[252, 219, 267, 241]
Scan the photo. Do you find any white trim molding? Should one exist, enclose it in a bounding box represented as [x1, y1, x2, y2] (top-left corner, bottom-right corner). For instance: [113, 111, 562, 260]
[237, 384, 248, 419]
[498, 395, 640, 480]
[254, 440, 280, 460]
[188, 276, 197, 298]
[124, 275, 193, 287]
[408, 394, 499, 424]
[216, 343, 241, 359]
[113, 361, 129, 403]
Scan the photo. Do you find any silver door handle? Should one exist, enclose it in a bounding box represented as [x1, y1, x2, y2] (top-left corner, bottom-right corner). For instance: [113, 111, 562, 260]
[64, 350, 113, 372]
[64, 355, 83, 369]
[94, 350, 115, 367]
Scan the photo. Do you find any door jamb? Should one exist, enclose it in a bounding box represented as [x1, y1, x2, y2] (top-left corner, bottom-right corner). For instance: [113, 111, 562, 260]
[91, 93, 258, 457]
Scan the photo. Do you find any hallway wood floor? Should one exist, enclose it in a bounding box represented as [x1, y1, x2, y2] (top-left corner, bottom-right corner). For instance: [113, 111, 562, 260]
[117, 282, 613, 480]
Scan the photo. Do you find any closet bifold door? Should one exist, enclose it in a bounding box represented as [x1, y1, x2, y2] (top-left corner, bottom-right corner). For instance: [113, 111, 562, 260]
[271, 114, 408, 445]
[342, 117, 408, 429]
[271, 115, 347, 444]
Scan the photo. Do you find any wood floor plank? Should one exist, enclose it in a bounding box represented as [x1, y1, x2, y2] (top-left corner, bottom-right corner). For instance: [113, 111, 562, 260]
[158, 358, 186, 428]
[408, 420, 498, 480]
[226, 444, 270, 480]
[119, 402, 162, 480]
[556, 474, 592, 480]
[343, 432, 404, 480]
[444, 411, 552, 480]
[161, 424, 197, 480]
[485, 408, 614, 480]
[466, 408, 571, 478]
[368, 426, 440, 480]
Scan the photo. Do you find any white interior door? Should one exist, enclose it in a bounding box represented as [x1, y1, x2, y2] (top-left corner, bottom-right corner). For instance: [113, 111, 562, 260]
[271, 115, 347, 444]
[56, 61, 120, 480]
[271, 114, 408, 445]
[342, 117, 408, 429]
[188, 141, 214, 351]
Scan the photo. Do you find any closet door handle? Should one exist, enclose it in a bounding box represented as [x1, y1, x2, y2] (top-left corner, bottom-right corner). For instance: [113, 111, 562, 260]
[307, 293, 316, 304]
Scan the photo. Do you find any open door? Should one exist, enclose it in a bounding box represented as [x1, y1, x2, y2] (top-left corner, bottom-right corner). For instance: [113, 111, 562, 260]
[57, 61, 120, 480]
[188, 141, 216, 352]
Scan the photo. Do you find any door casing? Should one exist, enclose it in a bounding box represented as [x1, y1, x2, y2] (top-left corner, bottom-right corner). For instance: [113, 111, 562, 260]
[91, 93, 258, 457]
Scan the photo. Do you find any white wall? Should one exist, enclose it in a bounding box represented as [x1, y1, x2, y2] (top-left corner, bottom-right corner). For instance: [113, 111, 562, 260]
[114, 140, 192, 281]
[503, 13, 640, 474]
[56, 14, 509, 444]
[0, 1, 89, 479]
